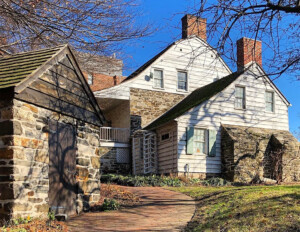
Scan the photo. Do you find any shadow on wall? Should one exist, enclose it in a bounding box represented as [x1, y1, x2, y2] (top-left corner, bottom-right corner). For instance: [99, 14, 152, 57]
[221, 126, 300, 183]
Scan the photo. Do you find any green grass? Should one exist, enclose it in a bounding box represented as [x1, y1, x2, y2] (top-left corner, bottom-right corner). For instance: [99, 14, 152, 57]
[171, 185, 300, 232]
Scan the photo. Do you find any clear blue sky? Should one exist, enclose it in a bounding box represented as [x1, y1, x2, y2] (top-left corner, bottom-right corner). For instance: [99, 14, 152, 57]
[120, 0, 300, 135]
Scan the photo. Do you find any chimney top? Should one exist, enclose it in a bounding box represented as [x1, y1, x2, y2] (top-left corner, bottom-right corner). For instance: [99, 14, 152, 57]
[237, 37, 262, 69]
[181, 14, 207, 41]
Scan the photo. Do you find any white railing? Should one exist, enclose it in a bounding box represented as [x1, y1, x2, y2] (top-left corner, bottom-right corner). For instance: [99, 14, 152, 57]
[99, 127, 130, 143]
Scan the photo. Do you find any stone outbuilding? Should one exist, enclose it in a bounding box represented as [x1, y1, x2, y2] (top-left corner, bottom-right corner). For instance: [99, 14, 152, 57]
[0, 45, 105, 221]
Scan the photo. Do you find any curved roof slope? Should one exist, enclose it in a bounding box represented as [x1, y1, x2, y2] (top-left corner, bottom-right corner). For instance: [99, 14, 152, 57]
[144, 71, 244, 130]
[0, 45, 65, 89]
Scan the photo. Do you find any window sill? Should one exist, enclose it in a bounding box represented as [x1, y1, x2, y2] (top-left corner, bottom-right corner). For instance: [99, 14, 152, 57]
[176, 89, 188, 93]
[234, 107, 247, 111]
[153, 86, 165, 90]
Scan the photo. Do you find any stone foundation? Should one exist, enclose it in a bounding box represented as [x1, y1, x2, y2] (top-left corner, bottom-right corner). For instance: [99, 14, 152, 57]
[221, 125, 300, 183]
[0, 99, 101, 221]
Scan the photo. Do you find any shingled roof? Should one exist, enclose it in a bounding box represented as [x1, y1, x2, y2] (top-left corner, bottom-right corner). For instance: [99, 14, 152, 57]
[144, 71, 244, 130]
[0, 45, 65, 89]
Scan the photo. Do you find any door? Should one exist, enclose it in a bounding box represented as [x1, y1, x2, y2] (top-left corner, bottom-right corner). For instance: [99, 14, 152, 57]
[49, 120, 77, 216]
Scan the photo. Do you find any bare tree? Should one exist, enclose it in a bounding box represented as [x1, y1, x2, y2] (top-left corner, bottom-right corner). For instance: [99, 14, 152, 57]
[0, 0, 151, 55]
[189, 0, 300, 79]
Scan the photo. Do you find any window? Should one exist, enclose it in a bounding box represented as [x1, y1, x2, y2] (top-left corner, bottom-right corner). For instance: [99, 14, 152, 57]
[153, 69, 163, 88]
[194, 128, 206, 154]
[87, 73, 93, 85]
[265, 91, 274, 112]
[161, 133, 170, 141]
[177, 71, 187, 91]
[235, 86, 246, 109]
[186, 127, 217, 156]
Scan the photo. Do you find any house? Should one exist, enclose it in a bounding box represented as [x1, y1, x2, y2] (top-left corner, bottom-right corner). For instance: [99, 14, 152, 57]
[94, 14, 232, 173]
[0, 45, 105, 221]
[95, 14, 299, 182]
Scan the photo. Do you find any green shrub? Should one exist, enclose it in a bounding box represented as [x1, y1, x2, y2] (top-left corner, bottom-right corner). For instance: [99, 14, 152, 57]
[102, 199, 120, 211]
[200, 177, 232, 186]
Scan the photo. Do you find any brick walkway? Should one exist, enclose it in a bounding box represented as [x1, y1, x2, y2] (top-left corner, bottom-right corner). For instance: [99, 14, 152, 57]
[67, 187, 195, 232]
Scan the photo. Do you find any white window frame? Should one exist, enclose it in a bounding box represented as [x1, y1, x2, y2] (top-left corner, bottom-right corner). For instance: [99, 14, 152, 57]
[87, 73, 93, 85]
[177, 70, 188, 92]
[265, 91, 275, 113]
[235, 85, 246, 110]
[152, 68, 164, 89]
[193, 128, 208, 155]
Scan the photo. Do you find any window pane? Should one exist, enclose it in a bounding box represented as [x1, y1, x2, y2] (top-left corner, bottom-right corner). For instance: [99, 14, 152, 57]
[266, 102, 273, 112]
[177, 72, 187, 90]
[235, 87, 245, 109]
[265, 92, 273, 102]
[235, 87, 244, 98]
[153, 70, 163, 88]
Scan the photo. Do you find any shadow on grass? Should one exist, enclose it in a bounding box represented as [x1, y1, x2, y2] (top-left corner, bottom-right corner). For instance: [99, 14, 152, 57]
[185, 187, 300, 232]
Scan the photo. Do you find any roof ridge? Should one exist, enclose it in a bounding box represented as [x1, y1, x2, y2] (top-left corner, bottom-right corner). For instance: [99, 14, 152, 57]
[0, 44, 66, 60]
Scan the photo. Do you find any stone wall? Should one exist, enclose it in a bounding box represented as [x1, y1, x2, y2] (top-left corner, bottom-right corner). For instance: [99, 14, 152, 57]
[0, 88, 14, 221]
[221, 125, 300, 183]
[0, 99, 101, 221]
[99, 147, 131, 174]
[130, 88, 185, 129]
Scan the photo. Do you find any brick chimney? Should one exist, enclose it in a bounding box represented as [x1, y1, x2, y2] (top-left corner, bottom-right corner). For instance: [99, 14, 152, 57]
[181, 14, 206, 40]
[237, 37, 262, 69]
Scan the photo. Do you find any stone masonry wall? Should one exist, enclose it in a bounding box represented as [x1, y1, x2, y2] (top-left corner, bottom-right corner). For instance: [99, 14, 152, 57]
[99, 147, 131, 174]
[130, 88, 185, 130]
[0, 99, 101, 220]
[0, 88, 14, 221]
[221, 125, 300, 183]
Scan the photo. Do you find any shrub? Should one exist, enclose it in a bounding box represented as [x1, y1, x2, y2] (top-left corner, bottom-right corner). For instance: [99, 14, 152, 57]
[102, 199, 120, 211]
[200, 177, 232, 186]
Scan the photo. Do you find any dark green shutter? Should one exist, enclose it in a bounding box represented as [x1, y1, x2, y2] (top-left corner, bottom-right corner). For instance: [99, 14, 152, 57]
[208, 130, 217, 157]
[186, 127, 194, 155]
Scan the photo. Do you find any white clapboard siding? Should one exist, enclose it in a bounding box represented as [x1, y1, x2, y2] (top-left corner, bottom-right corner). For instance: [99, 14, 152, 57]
[176, 64, 289, 174]
[156, 121, 178, 174]
[95, 37, 231, 99]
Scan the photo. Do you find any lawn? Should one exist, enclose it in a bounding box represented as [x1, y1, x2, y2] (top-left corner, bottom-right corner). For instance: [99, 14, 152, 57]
[171, 185, 300, 232]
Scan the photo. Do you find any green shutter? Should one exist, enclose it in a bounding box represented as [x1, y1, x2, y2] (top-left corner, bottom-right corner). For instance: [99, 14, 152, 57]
[186, 127, 194, 155]
[208, 130, 217, 157]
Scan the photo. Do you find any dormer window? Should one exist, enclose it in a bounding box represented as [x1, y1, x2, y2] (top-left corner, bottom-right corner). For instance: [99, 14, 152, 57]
[87, 73, 93, 85]
[153, 69, 163, 88]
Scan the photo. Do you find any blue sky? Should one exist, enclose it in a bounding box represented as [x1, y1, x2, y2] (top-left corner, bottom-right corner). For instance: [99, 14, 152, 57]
[120, 0, 300, 134]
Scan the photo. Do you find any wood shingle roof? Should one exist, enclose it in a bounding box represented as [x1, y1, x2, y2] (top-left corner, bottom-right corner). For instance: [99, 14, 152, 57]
[0, 45, 64, 89]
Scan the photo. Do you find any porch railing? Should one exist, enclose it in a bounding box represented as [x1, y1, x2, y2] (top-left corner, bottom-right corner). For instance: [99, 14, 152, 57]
[99, 127, 130, 143]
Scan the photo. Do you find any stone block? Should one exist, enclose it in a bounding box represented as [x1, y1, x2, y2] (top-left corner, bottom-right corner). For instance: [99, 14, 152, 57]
[0, 148, 13, 159]
[91, 157, 100, 169]
[77, 158, 90, 166]
[35, 204, 49, 213]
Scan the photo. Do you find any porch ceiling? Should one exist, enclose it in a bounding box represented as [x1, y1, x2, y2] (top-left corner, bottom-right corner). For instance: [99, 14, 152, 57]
[96, 97, 129, 112]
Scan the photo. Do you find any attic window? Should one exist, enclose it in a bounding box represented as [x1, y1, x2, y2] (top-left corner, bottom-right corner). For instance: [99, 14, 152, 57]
[235, 86, 246, 109]
[153, 69, 164, 88]
[177, 71, 188, 91]
[87, 73, 93, 85]
[265, 91, 274, 112]
[161, 133, 170, 141]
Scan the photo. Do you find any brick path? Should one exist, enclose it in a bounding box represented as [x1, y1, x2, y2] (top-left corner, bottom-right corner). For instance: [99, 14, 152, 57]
[67, 187, 195, 232]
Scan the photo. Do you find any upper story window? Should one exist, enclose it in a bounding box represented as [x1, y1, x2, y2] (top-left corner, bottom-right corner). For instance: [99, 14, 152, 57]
[153, 69, 163, 88]
[265, 91, 274, 112]
[87, 73, 93, 85]
[235, 86, 246, 109]
[177, 71, 188, 91]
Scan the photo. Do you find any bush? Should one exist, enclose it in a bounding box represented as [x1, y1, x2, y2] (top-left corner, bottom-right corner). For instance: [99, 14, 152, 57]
[101, 174, 232, 187]
[102, 199, 120, 211]
[200, 177, 232, 186]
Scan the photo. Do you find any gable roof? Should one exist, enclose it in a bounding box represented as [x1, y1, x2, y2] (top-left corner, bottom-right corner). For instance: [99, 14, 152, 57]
[144, 71, 244, 130]
[123, 35, 231, 83]
[0, 45, 65, 89]
[0, 44, 105, 125]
